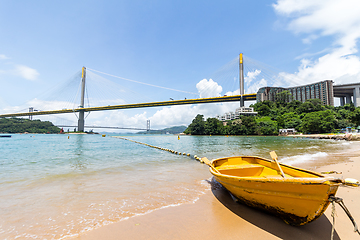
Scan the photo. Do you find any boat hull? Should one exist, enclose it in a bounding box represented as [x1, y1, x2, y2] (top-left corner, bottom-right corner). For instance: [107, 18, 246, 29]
[209, 156, 341, 226]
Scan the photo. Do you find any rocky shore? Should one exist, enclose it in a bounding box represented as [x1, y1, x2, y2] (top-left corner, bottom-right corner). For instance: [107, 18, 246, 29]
[288, 133, 360, 141]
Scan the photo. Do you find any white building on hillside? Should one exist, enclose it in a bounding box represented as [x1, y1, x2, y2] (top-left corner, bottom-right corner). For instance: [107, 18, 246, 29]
[216, 107, 257, 121]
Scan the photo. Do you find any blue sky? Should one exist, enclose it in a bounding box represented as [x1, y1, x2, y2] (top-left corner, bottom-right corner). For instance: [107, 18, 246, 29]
[1, 0, 360, 131]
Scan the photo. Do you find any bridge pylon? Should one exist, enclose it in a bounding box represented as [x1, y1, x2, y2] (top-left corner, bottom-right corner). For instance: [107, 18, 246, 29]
[239, 53, 244, 107]
[78, 67, 86, 132]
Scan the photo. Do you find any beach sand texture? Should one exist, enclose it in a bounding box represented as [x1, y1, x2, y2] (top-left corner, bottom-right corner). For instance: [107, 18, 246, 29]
[75, 143, 360, 240]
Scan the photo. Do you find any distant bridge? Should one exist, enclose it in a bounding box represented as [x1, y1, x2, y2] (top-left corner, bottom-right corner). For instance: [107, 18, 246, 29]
[57, 125, 153, 131]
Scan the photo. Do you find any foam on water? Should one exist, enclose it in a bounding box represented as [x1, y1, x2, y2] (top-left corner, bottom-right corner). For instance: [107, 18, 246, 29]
[281, 152, 329, 165]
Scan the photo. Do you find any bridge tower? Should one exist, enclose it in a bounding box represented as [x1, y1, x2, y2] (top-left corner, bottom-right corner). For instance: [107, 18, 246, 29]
[147, 120, 150, 132]
[29, 107, 33, 120]
[239, 53, 244, 107]
[78, 67, 86, 132]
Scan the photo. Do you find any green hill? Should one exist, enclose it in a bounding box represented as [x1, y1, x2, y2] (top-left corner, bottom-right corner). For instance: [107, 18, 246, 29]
[0, 118, 61, 134]
[137, 125, 187, 134]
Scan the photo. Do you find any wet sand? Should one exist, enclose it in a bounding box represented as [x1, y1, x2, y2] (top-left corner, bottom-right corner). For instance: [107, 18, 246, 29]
[75, 144, 360, 240]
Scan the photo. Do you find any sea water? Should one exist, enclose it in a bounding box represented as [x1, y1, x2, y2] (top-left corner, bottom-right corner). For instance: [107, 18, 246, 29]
[0, 134, 357, 239]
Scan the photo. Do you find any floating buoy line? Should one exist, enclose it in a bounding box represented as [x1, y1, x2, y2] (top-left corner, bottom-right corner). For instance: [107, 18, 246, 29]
[112, 136, 206, 163]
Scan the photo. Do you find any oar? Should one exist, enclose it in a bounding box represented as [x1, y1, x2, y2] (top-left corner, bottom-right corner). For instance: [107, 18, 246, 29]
[269, 151, 285, 178]
[201, 157, 221, 174]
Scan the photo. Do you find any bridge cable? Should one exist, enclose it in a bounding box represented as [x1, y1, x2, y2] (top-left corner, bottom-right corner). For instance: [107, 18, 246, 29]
[84, 81, 91, 119]
[72, 79, 82, 120]
[193, 57, 239, 98]
[87, 68, 198, 95]
[243, 56, 302, 87]
[85, 70, 157, 105]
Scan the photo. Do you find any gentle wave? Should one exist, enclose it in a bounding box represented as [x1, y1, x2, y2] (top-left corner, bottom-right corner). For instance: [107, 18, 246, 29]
[281, 152, 328, 165]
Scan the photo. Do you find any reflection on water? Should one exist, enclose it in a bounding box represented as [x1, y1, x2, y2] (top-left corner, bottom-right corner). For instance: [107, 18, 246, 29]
[71, 135, 87, 170]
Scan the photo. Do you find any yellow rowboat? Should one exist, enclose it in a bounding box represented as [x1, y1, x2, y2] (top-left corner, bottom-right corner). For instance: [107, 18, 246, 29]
[202, 154, 344, 226]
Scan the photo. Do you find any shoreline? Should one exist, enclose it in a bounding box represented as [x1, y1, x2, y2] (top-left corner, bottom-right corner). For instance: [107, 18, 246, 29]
[75, 142, 360, 240]
[288, 133, 360, 141]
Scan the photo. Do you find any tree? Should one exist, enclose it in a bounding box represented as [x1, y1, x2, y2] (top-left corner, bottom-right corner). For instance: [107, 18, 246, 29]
[336, 108, 351, 121]
[252, 101, 275, 116]
[228, 119, 243, 135]
[227, 116, 257, 135]
[344, 103, 355, 112]
[282, 112, 302, 130]
[240, 115, 257, 135]
[336, 119, 354, 129]
[300, 110, 336, 133]
[296, 99, 325, 115]
[308, 99, 324, 111]
[286, 100, 302, 112]
[256, 116, 278, 135]
[184, 114, 205, 135]
[204, 118, 224, 135]
[350, 107, 360, 126]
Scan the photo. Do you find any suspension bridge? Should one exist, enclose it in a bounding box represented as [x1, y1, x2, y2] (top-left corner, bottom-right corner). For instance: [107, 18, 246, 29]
[0, 53, 284, 131]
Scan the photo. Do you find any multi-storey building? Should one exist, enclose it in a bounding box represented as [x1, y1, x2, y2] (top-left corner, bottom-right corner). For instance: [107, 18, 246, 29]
[216, 107, 257, 122]
[256, 80, 334, 105]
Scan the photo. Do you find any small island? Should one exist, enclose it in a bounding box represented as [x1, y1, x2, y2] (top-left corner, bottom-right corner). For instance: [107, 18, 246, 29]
[0, 118, 61, 134]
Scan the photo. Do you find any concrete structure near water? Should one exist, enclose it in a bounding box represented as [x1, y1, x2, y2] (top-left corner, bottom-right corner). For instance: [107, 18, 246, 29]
[333, 82, 360, 107]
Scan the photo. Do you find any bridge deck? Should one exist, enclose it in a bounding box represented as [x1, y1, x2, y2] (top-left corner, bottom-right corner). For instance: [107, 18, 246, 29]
[0, 94, 256, 118]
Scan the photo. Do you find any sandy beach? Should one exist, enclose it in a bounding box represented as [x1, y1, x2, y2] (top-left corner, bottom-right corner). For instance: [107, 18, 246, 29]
[75, 142, 360, 240]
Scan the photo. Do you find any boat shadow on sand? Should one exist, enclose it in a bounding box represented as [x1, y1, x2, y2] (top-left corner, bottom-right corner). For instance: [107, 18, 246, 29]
[208, 178, 341, 240]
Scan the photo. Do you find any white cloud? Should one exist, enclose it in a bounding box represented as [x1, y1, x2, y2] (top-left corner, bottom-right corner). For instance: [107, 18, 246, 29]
[245, 69, 261, 84]
[26, 98, 71, 111]
[243, 69, 268, 94]
[0, 54, 39, 81]
[273, 0, 360, 85]
[14, 65, 39, 81]
[0, 54, 9, 60]
[247, 78, 268, 94]
[196, 79, 222, 98]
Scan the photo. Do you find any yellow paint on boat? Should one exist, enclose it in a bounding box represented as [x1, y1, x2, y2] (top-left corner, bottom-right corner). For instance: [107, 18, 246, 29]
[208, 156, 342, 226]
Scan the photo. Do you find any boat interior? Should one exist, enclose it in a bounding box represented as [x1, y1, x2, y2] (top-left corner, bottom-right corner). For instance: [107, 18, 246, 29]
[212, 156, 323, 179]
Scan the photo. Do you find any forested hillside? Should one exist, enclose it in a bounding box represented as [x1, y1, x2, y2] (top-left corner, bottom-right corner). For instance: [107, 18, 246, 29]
[184, 93, 360, 135]
[0, 118, 61, 133]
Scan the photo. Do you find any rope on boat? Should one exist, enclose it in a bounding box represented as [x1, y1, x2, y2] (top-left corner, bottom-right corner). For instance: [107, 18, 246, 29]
[329, 196, 360, 240]
[330, 197, 336, 240]
[321, 171, 342, 174]
[112, 136, 206, 163]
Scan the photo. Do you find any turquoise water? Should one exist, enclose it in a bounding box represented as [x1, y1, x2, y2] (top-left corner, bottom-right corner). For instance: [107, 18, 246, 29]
[0, 134, 357, 239]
